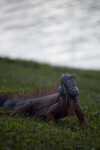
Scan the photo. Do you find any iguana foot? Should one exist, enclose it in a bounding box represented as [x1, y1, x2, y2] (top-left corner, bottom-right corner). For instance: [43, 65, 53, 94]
[47, 113, 55, 123]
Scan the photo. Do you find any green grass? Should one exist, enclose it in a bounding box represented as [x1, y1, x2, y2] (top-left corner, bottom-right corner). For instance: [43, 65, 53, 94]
[0, 57, 100, 150]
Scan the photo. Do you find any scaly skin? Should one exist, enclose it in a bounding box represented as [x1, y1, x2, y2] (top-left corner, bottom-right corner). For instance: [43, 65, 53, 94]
[0, 73, 87, 125]
[1, 93, 86, 125]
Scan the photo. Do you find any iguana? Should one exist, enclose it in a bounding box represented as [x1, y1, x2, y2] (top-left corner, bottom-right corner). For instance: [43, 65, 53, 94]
[0, 73, 86, 125]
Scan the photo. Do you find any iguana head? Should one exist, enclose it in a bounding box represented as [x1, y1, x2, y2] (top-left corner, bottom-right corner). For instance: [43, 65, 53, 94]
[59, 73, 79, 97]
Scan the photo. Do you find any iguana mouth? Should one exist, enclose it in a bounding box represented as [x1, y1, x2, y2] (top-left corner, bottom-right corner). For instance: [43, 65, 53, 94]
[67, 87, 79, 97]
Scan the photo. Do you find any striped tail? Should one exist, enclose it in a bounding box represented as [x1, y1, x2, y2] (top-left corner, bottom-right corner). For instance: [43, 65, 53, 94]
[0, 95, 7, 107]
[0, 94, 25, 110]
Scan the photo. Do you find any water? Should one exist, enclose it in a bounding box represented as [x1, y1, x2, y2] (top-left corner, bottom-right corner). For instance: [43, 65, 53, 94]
[0, 0, 100, 70]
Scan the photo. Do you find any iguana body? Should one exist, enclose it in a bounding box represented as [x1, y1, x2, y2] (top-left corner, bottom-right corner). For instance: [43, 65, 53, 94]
[0, 73, 87, 125]
[1, 93, 86, 125]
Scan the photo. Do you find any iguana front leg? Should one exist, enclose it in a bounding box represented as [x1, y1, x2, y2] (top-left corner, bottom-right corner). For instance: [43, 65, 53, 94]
[11, 103, 33, 116]
[47, 103, 59, 122]
[47, 97, 65, 122]
[74, 102, 87, 125]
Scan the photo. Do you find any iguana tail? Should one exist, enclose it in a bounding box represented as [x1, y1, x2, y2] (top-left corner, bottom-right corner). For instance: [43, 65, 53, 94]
[3, 100, 20, 109]
[0, 95, 23, 109]
[0, 95, 7, 107]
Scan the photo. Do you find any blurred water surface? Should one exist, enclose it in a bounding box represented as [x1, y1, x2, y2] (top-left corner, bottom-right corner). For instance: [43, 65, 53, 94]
[0, 0, 100, 70]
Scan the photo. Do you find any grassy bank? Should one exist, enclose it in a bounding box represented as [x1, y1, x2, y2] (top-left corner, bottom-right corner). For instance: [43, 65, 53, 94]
[0, 57, 100, 150]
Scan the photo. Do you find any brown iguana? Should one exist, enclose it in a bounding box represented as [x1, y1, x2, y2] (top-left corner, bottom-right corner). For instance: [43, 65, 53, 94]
[0, 73, 86, 125]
